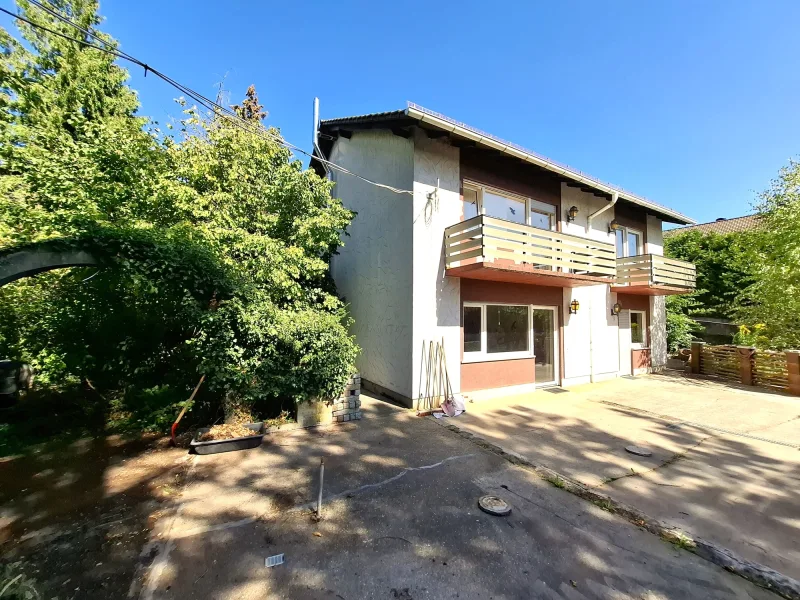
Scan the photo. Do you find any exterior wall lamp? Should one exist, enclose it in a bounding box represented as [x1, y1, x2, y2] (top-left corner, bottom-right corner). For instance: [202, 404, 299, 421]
[569, 299, 580, 314]
[611, 302, 622, 316]
[567, 206, 579, 222]
[608, 219, 622, 233]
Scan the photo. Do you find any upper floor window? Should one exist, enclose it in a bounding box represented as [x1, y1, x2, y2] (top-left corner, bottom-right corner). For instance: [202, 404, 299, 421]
[461, 181, 556, 230]
[615, 227, 643, 258]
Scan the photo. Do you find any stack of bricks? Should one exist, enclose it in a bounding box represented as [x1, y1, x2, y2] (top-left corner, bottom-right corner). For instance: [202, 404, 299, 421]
[332, 374, 361, 422]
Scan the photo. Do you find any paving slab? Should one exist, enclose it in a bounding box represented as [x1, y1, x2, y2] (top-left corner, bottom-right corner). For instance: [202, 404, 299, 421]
[138, 392, 776, 600]
[452, 373, 800, 582]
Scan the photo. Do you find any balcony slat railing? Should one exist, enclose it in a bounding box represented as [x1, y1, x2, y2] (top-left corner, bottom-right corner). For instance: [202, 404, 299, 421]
[615, 254, 696, 289]
[444, 215, 617, 277]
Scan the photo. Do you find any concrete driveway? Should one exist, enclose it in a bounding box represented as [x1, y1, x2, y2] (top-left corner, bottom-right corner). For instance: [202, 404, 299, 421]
[131, 393, 776, 600]
[449, 372, 800, 582]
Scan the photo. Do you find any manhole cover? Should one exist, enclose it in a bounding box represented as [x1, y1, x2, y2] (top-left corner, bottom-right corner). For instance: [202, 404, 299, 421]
[478, 495, 511, 516]
[625, 445, 652, 457]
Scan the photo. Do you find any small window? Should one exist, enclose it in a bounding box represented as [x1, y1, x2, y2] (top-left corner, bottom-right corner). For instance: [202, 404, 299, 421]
[615, 227, 644, 258]
[463, 306, 482, 353]
[462, 186, 479, 220]
[615, 229, 625, 258]
[630, 310, 646, 346]
[529, 199, 556, 231]
[486, 305, 529, 354]
[627, 231, 642, 257]
[483, 191, 526, 224]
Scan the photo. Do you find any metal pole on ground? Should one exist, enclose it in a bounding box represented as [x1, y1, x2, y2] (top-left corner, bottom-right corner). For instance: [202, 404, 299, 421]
[317, 457, 325, 519]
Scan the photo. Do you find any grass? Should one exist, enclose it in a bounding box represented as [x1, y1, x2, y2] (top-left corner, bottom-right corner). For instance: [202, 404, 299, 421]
[593, 499, 615, 512]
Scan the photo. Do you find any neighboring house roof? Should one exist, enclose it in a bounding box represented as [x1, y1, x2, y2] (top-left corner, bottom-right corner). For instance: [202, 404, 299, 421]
[314, 101, 695, 225]
[664, 215, 761, 237]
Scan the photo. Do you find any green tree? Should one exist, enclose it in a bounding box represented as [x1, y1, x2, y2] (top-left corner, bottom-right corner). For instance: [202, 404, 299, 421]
[665, 294, 701, 353]
[664, 230, 756, 320]
[0, 0, 357, 436]
[736, 160, 800, 348]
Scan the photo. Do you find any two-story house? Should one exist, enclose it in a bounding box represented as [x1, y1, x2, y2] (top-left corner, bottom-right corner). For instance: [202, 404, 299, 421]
[312, 103, 696, 407]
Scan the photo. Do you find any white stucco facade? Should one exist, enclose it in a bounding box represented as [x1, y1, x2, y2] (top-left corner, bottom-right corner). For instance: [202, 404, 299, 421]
[410, 130, 462, 400]
[560, 185, 622, 385]
[326, 126, 677, 401]
[329, 130, 415, 400]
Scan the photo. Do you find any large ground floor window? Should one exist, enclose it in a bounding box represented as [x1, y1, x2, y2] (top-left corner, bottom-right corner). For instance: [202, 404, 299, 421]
[463, 303, 531, 361]
[463, 303, 559, 385]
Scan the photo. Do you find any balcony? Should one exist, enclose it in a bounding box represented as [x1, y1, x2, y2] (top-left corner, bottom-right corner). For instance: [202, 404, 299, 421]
[612, 254, 696, 296]
[444, 215, 617, 287]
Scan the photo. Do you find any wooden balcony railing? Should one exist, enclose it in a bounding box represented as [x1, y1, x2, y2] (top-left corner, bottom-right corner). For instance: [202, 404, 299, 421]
[444, 215, 617, 278]
[614, 254, 696, 290]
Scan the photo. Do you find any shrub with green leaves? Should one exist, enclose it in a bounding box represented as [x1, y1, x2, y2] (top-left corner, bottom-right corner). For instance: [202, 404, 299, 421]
[0, 0, 357, 430]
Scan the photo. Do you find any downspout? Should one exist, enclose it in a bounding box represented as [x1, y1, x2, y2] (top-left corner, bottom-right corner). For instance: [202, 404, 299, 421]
[586, 191, 618, 234]
[312, 97, 331, 178]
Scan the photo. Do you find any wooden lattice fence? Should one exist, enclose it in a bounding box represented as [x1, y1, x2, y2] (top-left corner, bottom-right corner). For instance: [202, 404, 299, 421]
[752, 351, 789, 391]
[691, 342, 800, 395]
[699, 345, 741, 383]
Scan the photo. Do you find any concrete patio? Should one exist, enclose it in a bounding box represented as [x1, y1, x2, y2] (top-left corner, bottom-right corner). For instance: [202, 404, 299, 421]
[446, 371, 800, 581]
[131, 392, 776, 600]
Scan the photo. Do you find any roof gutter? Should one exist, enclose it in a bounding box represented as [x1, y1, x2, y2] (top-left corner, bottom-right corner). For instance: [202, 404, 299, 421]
[405, 105, 694, 225]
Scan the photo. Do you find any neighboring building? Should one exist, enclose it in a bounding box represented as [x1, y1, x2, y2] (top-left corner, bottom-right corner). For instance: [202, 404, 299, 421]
[664, 214, 760, 238]
[312, 103, 697, 407]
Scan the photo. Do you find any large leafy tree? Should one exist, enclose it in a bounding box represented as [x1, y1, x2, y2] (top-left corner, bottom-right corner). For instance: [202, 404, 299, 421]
[663, 226, 757, 351]
[736, 160, 800, 348]
[0, 0, 357, 430]
[664, 230, 756, 320]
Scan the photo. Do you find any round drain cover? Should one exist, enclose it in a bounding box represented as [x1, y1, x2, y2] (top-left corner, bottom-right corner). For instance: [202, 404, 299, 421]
[625, 445, 653, 457]
[478, 495, 511, 516]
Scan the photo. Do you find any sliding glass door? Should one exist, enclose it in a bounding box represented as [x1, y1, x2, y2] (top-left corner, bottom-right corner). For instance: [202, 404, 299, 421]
[532, 307, 558, 386]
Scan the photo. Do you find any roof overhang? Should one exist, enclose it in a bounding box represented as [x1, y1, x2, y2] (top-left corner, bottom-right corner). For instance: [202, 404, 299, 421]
[315, 102, 695, 225]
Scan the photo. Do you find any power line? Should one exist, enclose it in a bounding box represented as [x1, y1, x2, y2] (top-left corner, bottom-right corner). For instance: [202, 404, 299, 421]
[4, 1, 419, 197]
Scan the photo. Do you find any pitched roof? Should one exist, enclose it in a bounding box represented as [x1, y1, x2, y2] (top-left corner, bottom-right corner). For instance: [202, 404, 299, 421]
[664, 215, 761, 237]
[317, 102, 695, 225]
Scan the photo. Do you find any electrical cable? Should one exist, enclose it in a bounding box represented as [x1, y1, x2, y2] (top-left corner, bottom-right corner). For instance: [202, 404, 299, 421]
[3, 1, 419, 196]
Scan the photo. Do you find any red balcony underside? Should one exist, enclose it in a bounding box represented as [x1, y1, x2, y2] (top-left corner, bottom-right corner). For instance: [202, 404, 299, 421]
[445, 261, 612, 288]
[610, 283, 691, 296]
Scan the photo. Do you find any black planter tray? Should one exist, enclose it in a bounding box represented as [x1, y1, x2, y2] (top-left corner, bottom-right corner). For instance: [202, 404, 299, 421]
[189, 422, 265, 455]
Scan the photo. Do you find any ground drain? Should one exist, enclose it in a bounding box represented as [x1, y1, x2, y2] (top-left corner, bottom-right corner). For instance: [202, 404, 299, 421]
[625, 445, 653, 457]
[478, 496, 511, 516]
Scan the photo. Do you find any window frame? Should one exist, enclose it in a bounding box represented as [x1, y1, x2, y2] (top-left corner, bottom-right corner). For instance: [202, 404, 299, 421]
[462, 180, 556, 231]
[462, 302, 533, 363]
[615, 226, 645, 258]
[629, 309, 648, 348]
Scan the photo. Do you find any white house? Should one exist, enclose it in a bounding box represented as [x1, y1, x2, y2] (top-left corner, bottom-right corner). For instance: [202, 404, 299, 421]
[312, 103, 697, 407]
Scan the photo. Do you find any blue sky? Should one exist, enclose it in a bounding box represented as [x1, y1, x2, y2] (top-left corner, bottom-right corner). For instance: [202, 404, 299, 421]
[11, 1, 800, 225]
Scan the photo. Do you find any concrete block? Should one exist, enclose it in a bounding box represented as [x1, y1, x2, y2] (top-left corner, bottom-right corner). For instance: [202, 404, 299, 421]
[296, 400, 333, 428]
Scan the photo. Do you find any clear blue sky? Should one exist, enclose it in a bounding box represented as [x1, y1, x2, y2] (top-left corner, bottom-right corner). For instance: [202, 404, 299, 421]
[17, 1, 800, 225]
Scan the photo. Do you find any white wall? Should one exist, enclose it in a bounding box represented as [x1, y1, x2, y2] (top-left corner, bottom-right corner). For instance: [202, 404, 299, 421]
[646, 215, 664, 255]
[650, 295, 667, 369]
[560, 185, 620, 385]
[411, 130, 462, 400]
[560, 184, 616, 244]
[646, 214, 667, 369]
[562, 285, 621, 385]
[329, 130, 415, 400]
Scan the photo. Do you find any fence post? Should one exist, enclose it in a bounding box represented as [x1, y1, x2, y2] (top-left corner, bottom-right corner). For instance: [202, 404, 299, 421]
[786, 350, 800, 396]
[737, 346, 755, 386]
[690, 342, 704, 374]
